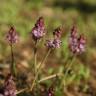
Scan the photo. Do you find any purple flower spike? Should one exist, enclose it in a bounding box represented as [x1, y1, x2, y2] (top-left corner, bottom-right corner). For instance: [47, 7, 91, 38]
[6, 26, 18, 44]
[69, 34, 78, 53]
[46, 27, 62, 49]
[3, 74, 16, 96]
[53, 27, 62, 38]
[69, 25, 86, 54]
[46, 39, 61, 49]
[31, 17, 45, 41]
[77, 35, 86, 53]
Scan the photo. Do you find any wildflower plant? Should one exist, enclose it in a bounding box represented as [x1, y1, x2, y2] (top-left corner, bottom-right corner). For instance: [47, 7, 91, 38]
[0, 17, 88, 96]
[0, 26, 19, 96]
[6, 26, 19, 77]
[62, 25, 87, 92]
[30, 17, 45, 76]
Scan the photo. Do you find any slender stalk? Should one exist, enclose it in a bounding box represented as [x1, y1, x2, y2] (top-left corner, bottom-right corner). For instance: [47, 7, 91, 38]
[16, 88, 28, 95]
[38, 73, 62, 83]
[30, 49, 51, 91]
[10, 44, 15, 76]
[64, 55, 76, 78]
[34, 40, 38, 76]
[37, 49, 51, 70]
[64, 55, 70, 70]
[63, 54, 76, 92]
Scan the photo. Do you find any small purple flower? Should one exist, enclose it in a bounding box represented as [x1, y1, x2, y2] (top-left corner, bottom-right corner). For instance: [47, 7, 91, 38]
[77, 35, 86, 53]
[48, 86, 54, 96]
[69, 33, 78, 53]
[46, 39, 55, 48]
[53, 27, 62, 38]
[46, 39, 61, 49]
[53, 39, 61, 48]
[46, 27, 62, 49]
[6, 26, 18, 44]
[3, 74, 16, 96]
[69, 25, 86, 54]
[31, 17, 45, 41]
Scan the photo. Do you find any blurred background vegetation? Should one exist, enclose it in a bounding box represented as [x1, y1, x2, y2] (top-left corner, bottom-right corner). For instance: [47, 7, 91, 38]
[0, 0, 96, 95]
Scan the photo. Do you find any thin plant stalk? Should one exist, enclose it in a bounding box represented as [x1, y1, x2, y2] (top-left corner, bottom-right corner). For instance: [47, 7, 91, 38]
[34, 40, 38, 76]
[30, 49, 51, 91]
[64, 54, 76, 78]
[38, 73, 62, 83]
[63, 53, 70, 69]
[63, 54, 76, 93]
[10, 44, 16, 76]
[16, 88, 28, 95]
[37, 49, 51, 70]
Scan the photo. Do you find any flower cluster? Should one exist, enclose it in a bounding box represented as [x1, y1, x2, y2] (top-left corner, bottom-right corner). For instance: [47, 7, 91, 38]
[69, 25, 86, 54]
[6, 27, 18, 44]
[0, 74, 17, 96]
[3, 74, 16, 96]
[46, 39, 61, 49]
[46, 27, 62, 49]
[31, 17, 45, 41]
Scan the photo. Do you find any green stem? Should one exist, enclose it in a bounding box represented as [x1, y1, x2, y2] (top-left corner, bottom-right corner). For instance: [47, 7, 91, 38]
[63, 54, 76, 92]
[30, 49, 51, 91]
[34, 41, 38, 76]
[64, 55, 70, 70]
[38, 49, 51, 70]
[64, 55, 76, 78]
[10, 44, 16, 76]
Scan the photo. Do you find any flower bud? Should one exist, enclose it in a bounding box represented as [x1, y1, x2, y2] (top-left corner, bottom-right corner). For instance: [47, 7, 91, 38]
[53, 27, 62, 38]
